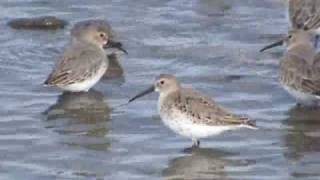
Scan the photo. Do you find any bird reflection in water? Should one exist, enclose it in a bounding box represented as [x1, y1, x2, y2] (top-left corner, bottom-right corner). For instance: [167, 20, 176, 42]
[103, 54, 125, 79]
[162, 148, 249, 180]
[195, 0, 232, 17]
[43, 90, 111, 151]
[283, 106, 320, 178]
[284, 106, 320, 160]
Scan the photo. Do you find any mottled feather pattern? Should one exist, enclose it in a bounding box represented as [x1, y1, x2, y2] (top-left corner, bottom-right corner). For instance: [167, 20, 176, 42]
[280, 50, 320, 95]
[289, 0, 320, 30]
[160, 88, 255, 127]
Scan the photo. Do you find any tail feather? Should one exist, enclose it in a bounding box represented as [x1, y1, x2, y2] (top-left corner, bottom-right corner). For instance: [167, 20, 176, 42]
[43, 76, 54, 86]
[43, 77, 52, 85]
[246, 119, 256, 127]
[238, 116, 258, 130]
[44, 79, 50, 85]
[243, 119, 258, 130]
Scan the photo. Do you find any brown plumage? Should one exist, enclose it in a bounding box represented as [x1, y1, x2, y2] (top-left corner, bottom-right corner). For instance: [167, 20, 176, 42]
[289, 0, 320, 30]
[280, 33, 320, 95]
[160, 88, 254, 127]
[271, 29, 320, 106]
[129, 74, 256, 147]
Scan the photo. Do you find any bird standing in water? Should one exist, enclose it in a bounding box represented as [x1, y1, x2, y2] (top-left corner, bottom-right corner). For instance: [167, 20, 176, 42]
[44, 19, 127, 92]
[261, 29, 320, 107]
[129, 74, 256, 148]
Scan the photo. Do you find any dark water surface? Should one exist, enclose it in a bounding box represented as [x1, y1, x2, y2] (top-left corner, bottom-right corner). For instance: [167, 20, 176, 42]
[1, 0, 320, 179]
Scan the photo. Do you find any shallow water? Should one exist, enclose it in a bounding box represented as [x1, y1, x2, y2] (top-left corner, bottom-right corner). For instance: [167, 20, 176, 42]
[0, 0, 320, 179]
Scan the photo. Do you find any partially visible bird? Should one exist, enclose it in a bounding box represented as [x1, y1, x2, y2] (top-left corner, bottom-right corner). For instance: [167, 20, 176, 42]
[261, 29, 320, 106]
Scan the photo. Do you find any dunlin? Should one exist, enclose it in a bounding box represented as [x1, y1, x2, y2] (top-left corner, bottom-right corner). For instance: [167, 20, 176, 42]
[261, 29, 320, 106]
[44, 20, 127, 92]
[128, 74, 256, 148]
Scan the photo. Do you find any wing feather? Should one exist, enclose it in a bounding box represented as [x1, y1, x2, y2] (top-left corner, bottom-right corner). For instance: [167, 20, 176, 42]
[172, 89, 254, 126]
[44, 45, 105, 86]
[289, 0, 320, 30]
[280, 51, 320, 95]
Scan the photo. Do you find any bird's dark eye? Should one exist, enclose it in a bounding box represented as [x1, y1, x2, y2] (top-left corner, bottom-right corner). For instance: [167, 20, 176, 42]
[160, 80, 165, 85]
[100, 33, 105, 38]
[288, 35, 292, 39]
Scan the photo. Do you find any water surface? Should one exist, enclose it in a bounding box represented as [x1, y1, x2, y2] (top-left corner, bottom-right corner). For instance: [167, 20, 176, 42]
[1, 0, 320, 179]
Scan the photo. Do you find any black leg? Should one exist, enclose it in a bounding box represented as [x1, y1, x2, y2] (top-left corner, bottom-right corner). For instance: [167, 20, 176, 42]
[192, 139, 200, 148]
[183, 139, 200, 153]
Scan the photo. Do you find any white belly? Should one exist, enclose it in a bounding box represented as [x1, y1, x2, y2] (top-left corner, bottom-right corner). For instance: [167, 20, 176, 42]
[160, 109, 241, 140]
[282, 85, 320, 106]
[59, 64, 107, 92]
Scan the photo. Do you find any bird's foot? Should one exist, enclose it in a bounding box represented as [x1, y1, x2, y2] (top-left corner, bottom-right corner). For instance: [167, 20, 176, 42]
[182, 139, 200, 153]
[192, 139, 200, 148]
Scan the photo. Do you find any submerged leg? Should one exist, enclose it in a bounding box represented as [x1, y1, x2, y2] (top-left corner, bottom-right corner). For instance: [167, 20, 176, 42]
[192, 138, 200, 148]
[182, 139, 200, 153]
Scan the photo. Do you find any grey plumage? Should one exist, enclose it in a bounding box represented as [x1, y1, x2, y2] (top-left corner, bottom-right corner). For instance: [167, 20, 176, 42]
[44, 19, 126, 92]
[261, 29, 320, 106]
[45, 43, 107, 86]
[71, 20, 114, 39]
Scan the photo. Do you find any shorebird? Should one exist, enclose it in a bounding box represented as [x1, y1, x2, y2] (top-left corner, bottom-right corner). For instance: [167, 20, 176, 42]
[44, 19, 127, 92]
[287, 0, 320, 47]
[260, 29, 320, 106]
[128, 74, 256, 148]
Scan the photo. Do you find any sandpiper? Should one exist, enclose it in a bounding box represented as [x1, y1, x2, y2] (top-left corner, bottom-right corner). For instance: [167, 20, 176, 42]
[128, 74, 256, 148]
[44, 19, 127, 92]
[260, 29, 320, 106]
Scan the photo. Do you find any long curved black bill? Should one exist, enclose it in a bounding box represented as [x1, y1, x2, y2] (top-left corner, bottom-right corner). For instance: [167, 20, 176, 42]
[104, 40, 128, 54]
[128, 86, 155, 103]
[260, 39, 284, 52]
